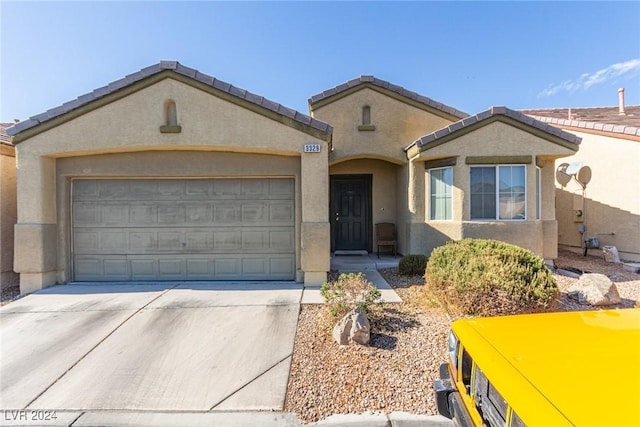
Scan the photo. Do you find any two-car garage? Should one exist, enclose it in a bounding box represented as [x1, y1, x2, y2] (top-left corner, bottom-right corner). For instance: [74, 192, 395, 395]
[10, 61, 331, 293]
[72, 178, 296, 281]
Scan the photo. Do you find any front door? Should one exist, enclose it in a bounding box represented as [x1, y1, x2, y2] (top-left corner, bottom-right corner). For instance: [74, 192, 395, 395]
[330, 175, 371, 251]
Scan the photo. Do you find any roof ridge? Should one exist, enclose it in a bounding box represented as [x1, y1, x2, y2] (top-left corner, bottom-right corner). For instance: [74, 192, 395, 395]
[7, 61, 332, 137]
[406, 106, 581, 152]
[308, 75, 468, 119]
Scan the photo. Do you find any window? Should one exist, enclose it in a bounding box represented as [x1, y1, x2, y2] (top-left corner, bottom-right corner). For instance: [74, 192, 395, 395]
[461, 348, 473, 394]
[470, 165, 526, 220]
[430, 167, 452, 220]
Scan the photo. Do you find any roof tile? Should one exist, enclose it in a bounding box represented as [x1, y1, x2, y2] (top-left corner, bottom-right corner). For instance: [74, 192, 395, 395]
[195, 72, 214, 86]
[92, 86, 111, 98]
[228, 85, 246, 98]
[261, 98, 279, 112]
[175, 63, 197, 78]
[160, 60, 178, 70]
[244, 92, 263, 104]
[212, 78, 231, 92]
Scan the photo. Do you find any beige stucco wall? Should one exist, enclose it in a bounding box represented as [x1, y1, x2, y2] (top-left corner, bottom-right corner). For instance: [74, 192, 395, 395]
[312, 87, 455, 165]
[1, 144, 18, 289]
[413, 121, 577, 259]
[14, 77, 330, 293]
[554, 130, 640, 261]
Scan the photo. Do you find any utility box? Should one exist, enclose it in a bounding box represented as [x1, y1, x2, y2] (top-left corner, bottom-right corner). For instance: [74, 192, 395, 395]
[573, 192, 584, 223]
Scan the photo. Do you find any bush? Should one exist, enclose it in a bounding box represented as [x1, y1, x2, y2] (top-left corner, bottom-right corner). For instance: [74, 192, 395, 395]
[398, 254, 429, 276]
[320, 272, 383, 318]
[425, 239, 558, 316]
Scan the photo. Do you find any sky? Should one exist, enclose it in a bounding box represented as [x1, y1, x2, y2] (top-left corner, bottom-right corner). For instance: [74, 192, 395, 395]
[1, 1, 639, 123]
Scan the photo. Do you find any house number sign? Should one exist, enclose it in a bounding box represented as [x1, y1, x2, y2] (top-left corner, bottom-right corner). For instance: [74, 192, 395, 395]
[303, 143, 321, 153]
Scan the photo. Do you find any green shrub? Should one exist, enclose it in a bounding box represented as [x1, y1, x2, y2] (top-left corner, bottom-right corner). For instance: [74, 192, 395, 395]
[398, 254, 429, 276]
[320, 272, 383, 318]
[425, 239, 558, 316]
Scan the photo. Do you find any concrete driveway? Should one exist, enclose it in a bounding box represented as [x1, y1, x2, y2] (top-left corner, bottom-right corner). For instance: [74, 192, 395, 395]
[0, 282, 301, 414]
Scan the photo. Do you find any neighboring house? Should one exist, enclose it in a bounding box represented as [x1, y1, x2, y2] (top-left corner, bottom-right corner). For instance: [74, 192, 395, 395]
[0, 122, 18, 289]
[7, 61, 580, 294]
[523, 100, 640, 261]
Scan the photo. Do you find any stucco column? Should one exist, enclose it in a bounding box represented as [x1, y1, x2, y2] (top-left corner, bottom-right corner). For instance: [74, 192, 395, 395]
[14, 153, 58, 294]
[404, 159, 426, 254]
[300, 143, 330, 285]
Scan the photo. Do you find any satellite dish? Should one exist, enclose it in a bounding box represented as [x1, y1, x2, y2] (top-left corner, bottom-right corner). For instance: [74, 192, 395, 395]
[556, 163, 572, 186]
[565, 161, 584, 176]
[576, 165, 592, 187]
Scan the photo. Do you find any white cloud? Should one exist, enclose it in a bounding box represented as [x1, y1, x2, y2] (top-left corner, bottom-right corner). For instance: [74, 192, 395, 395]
[538, 58, 640, 98]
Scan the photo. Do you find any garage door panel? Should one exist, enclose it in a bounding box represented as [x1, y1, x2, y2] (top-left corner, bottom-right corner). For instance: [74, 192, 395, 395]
[73, 201, 293, 228]
[74, 254, 295, 281]
[74, 227, 293, 255]
[74, 179, 294, 202]
[72, 178, 295, 281]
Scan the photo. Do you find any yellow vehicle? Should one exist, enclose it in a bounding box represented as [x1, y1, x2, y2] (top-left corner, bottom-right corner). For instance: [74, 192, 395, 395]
[434, 308, 640, 427]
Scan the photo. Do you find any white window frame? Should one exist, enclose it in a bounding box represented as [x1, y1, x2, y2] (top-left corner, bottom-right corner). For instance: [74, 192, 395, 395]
[429, 166, 453, 221]
[470, 165, 527, 221]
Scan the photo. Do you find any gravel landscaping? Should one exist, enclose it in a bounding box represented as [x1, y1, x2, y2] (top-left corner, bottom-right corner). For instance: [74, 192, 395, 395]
[0, 285, 20, 307]
[284, 249, 640, 423]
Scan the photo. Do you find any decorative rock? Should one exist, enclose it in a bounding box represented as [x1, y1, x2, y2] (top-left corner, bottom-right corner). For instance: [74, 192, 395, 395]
[568, 273, 621, 306]
[623, 262, 640, 273]
[332, 307, 371, 345]
[603, 246, 621, 264]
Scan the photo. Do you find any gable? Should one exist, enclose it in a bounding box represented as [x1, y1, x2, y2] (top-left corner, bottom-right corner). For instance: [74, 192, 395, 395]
[313, 87, 457, 164]
[309, 76, 467, 121]
[14, 77, 331, 158]
[9, 61, 331, 144]
[406, 107, 581, 161]
[412, 120, 579, 163]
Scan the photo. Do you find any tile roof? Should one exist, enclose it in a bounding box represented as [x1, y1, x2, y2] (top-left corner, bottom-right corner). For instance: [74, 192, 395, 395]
[521, 106, 640, 138]
[7, 61, 332, 137]
[0, 123, 14, 146]
[308, 75, 468, 119]
[408, 106, 582, 151]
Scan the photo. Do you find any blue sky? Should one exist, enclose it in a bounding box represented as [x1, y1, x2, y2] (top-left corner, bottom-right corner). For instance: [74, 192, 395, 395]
[1, 1, 639, 123]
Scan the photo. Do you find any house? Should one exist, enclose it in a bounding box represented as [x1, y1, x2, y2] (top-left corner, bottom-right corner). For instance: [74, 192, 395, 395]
[523, 96, 640, 262]
[7, 61, 580, 294]
[0, 122, 18, 290]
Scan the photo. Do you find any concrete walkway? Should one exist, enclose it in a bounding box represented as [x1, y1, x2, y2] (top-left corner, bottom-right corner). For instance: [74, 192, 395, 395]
[302, 254, 402, 304]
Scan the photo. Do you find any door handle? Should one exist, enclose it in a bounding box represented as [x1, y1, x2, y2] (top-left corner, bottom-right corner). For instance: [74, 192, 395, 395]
[335, 212, 340, 221]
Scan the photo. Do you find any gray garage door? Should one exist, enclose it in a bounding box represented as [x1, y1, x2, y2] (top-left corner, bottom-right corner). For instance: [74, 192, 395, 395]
[72, 178, 295, 281]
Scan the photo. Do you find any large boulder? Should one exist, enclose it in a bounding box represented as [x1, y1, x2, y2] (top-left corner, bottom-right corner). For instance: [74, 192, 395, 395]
[332, 307, 370, 345]
[568, 273, 621, 306]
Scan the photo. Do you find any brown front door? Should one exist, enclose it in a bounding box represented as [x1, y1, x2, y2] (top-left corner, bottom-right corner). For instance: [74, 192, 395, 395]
[330, 175, 371, 251]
